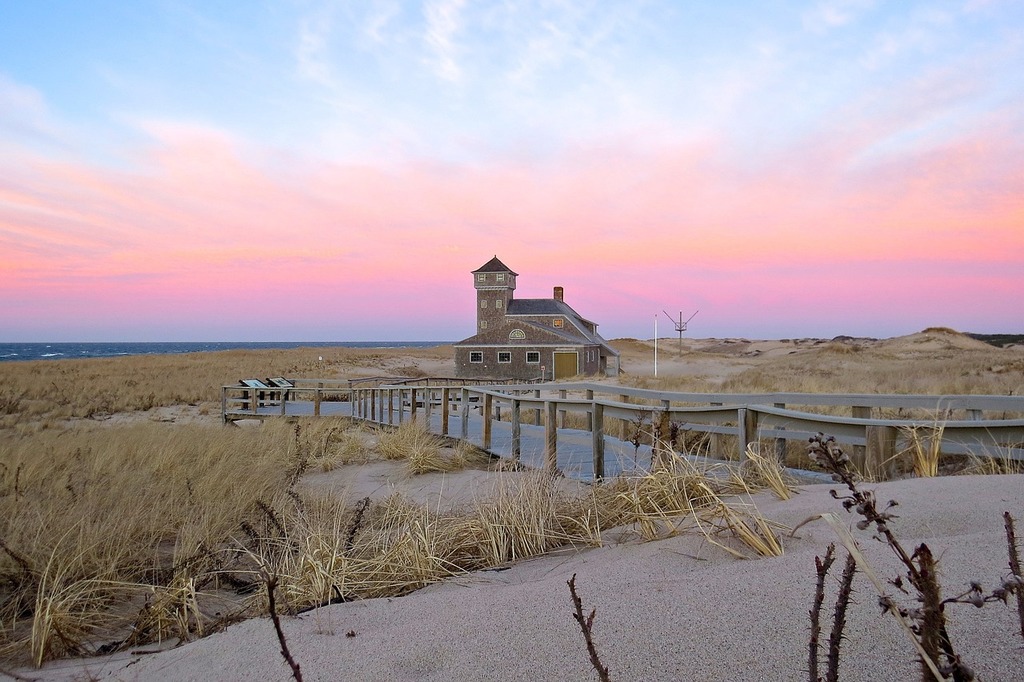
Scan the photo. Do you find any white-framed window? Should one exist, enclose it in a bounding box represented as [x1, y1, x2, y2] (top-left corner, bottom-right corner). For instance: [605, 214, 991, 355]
[470, 351, 483, 363]
[480, 300, 488, 308]
[526, 351, 540, 364]
[496, 273, 505, 282]
[495, 299, 502, 308]
[477, 273, 486, 282]
[479, 320, 487, 329]
[498, 351, 511, 363]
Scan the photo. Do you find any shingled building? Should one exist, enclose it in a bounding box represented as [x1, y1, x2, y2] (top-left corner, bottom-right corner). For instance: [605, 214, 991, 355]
[454, 256, 620, 380]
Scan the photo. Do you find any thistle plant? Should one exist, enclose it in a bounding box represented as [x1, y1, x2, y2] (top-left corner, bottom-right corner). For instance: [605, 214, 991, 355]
[808, 434, 1024, 682]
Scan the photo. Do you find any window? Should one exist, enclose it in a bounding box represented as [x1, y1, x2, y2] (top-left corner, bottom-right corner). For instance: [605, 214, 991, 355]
[479, 320, 487, 329]
[480, 300, 488, 308]
[470, 351, 483, 363]
[553, 318, 564, 328]
[495, 299, 502, 308]
[526, 351, 540, 364]
[509, 329, 526, 340]
[498, 351, 511, 363]
[477, 274, 486, 282]
[496, 273, 505, 282]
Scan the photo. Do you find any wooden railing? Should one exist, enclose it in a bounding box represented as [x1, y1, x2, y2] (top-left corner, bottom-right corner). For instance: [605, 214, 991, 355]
[222, 379, 1024, 480]
[345, 382, 1024, 479]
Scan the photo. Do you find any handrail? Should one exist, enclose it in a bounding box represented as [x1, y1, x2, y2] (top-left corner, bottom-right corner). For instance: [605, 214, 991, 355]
[221, 380, 1024, 481]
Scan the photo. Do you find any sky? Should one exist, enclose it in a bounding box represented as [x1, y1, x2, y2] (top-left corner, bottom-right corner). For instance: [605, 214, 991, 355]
[1, 1, 1022, 342]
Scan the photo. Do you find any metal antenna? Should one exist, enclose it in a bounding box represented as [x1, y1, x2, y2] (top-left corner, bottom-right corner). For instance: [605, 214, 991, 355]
[662, 309, 699, 356]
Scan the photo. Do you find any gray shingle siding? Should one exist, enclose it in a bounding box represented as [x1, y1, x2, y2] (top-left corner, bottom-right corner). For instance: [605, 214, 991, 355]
[455, 258, 619, 379]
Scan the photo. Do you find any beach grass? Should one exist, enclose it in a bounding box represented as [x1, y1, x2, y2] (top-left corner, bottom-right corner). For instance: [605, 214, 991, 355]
[1, 335, 1021, 668]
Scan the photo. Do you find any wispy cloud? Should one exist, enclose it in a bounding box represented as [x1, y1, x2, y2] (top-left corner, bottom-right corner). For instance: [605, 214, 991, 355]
[363, 0, 401, 44]
[0, 73, 68, 151]
[423, 0, 466, 81]
[296, 12, 335, 85]
[802, 0, 876, 32]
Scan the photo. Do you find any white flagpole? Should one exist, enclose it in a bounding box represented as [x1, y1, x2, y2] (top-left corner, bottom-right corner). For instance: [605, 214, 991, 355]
[654, 314, 658, 377]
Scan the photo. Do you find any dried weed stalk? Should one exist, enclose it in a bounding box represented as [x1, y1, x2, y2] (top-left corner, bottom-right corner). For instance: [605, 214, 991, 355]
[808, 433, 1024, 682]
[809, 543, 836, 682]
[263, 571, 302, 682]
[567, 573, 611, 682]
[1003, 512, 1024, 640]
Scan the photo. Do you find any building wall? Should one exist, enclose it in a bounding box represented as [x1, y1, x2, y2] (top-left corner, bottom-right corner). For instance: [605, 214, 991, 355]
[474, 270, 515, 333]
[455, 344, 605, 380]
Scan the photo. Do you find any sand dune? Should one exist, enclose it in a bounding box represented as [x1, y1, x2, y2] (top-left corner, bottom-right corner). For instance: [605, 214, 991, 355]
[6, 329, 1023, 681]
[17, 474, 1024, 682]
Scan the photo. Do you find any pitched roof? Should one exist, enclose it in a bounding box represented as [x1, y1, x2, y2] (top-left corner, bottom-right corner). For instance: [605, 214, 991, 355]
[472, 256, 518, 275]
[506, 299, 619, 356]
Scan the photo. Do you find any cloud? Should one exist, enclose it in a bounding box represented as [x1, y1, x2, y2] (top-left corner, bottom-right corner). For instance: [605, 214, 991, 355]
[802, 0, 876, 32]
[296, 12, 335, 85]
[363, 1, 401, 43]
[0, 73, 69, 151]
[423, 0, 466, 81]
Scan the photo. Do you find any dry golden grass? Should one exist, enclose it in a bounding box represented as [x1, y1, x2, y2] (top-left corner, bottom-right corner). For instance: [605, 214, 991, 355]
[740, 444, 796, 500]
[0, 419, 303, 665]
[899, 423, 944, 478]
[0, 345, 455, 422]
[374, 421, 487, 475]
[622, 331, 1024, 411]
[3, 335, 1018, 667]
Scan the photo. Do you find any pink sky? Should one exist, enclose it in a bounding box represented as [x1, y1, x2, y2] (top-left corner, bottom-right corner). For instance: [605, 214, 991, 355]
[1, 2, 1022, 341]
[3, 119, 1020, 341]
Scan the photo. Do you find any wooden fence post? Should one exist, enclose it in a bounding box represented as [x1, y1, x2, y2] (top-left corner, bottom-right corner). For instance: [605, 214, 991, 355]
[653, 401, 671, 469]
[534, 389, 542, 426]
[619, 394, 630, 440]
[460, 388, 470, 440]
[851, 406, 871, 473]
[558, 390, 567, 428]
[773, 402, 786, 462]
[545, 401, 558, 471]
[441, 387, 450, 435]
[586, 389, 594, 432]
[410, 388, 418, 423]
[865, 425, 898, 480]
[511, 398, 522, 462]
[592, 401, 605, 480]
[710, 401, 723, 457]
[737, 407, 758, 462]
[314, 386, 321, 417]
[483, 392, 493, 450]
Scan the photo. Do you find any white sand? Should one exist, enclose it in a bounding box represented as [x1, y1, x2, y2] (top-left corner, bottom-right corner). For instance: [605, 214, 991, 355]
[17, 474, 1024, 682]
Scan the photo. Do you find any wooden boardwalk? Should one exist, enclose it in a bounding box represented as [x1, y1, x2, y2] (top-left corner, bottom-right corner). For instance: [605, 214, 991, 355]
[223, 379, 1024, 481]
[222, 391, 655, 479]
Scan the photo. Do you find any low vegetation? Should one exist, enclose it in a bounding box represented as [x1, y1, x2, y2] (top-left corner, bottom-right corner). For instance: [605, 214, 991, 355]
[0, 407, 788, 667]
[1, 338, 1021, 674]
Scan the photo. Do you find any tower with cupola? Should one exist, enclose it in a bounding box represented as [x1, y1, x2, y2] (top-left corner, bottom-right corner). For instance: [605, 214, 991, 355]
[472, 256, 517, 333]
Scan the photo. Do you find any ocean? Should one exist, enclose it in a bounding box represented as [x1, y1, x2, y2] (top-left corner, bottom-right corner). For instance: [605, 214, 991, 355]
[0, 341, 451, 363]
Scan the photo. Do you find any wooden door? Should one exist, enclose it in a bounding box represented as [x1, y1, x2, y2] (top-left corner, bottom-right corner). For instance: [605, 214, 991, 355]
[553, 352, 578, 379]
